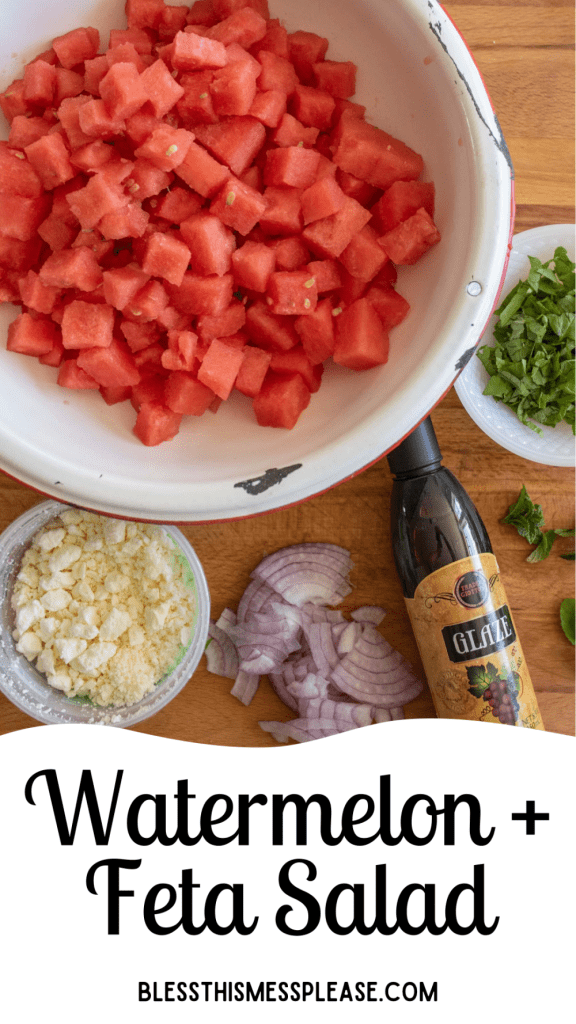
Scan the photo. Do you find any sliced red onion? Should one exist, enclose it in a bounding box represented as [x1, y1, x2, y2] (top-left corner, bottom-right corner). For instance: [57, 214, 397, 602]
[268, 671, 299, 712]
[306, 621, 340, 677]
[390, 706, 406, 721]
[336, 621, 362, 655]
[351, 606, 386, 626]
[206, 622, 239, 680]
[236, 578, 279, 622]
[231, 670, 260, 707]
[203, 543, 423, 742]
[259, 717, 364, 744]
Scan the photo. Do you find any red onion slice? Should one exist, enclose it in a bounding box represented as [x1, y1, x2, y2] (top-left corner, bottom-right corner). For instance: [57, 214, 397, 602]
[231, 670, 260, 707]
[351, 606, 387, 625]
[206, 622, 240, 680]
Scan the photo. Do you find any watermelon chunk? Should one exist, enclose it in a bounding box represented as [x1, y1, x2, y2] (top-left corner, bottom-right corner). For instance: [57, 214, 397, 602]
[52, 27, 100, 70]
[170, 272, 234, 315]
[332, 118, 424, 191]
[333, 297, 389, 370]
[134, 125, 194, 171]
[234, 344, 272, 397]
[301, 176, 346, 224]
[175, 140, 229, 197]
[7, 313, 58, 356]
[232, 240, 275, 291]
[0, 194, 50, 242]
[0, 142, 44, 198]
[266, 235, 309, 271]
[133, 401, 182, 445]
[312, 60, 357, 99]
[366, 285, 410, 329]
[102, 265, 150, 310]
[210, 177, 267, 235]
[194, 116, 266, 177]
[264, 146, 320, 189]
[140, 59, 186, 118]
[172, 30, 228, 70]
[23, 60, 56, 106]
[165, 371, 215, 413]
[18, 270, 60, 315]
[339, 224, 388, 282]
[302, 195, 372, 259]
[245, 300, 299, 351]
[294, 298, 336, 364]
[378, 207, 441, 265]
[206, 7, 267, 48]
[39, 248, 103, 291]
[76, 338, 141, 387]
[249, 89, 287, 128]
[179, 212, 235, 277]
[371, 180, 435, 233]
[197, 336, 244, 398]
[142, 232, 192, 286]
[61, 300, 115, 350]
[210, 58, 260, 117]
[269, 346, 323, 392]
[273, 112, 319, 148]
[253, 371, 311, 428]
[24, 133, 75, 189]
[259, 186, 302, 236]
[267, 270, 318, 316]
[58, 358, 100, 389]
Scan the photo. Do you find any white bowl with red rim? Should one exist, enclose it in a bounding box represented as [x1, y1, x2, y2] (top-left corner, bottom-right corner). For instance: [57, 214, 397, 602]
[0, 0, 514, 522]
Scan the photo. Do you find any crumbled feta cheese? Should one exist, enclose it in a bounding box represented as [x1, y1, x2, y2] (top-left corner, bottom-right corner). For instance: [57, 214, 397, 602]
[11, 513, 196, 708]
[16, 631, 43, 660]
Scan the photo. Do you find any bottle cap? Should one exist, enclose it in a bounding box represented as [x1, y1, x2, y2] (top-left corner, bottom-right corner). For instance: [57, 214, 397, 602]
[387, 417, 443, 479]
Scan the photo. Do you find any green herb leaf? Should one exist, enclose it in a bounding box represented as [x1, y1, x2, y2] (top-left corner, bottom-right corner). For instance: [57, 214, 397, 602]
[502, 485, 545, 544]
[561, 552, 575, 561]
[560, 598, 575, 644]
[526, 529, 559, 563]
[478, 246, 576, 434]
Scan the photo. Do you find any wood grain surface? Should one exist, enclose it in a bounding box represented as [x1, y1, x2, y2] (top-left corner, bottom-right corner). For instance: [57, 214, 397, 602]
[0, 0, 573, 742]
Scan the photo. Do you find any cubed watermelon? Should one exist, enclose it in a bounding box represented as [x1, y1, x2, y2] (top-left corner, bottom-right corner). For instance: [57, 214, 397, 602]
[273, 112, 319, 148]
[294, 297, 335, 363]
[61, 300, 115, 350]
[378, 207, 441, 265]
[0, 142, 44, 198]
[194, 116, 266, 177]
[333, 297, 389, 370]
[142, 232, 192, 286]
[134, 125, 194, 171]
[210, 58, 260, 117]
[267, 270, 318, 315]
[232, 240, 275, 291]
[24, 133, 75, 189]
[140, 59, 186, 118]
[18, 270, 60, 314]
[172, 30, 227, 70]
[206, 7, 267, 48]
[196, 299, 246, 340]
[102, 265, 150, 309]
[259, 186, 303, 236]
[197, 336, 244, 398]
[366, 285, 410, 329]
[301, 176, 346, 224]
[179, 212, 236, 276]
[302, 195, 372, 259]
[339, 225, 388, 282]
[7, 312, 59, 356]
[23, 60, 56, 106]
[133, 401, 182, 445]
[210, 177, 267, 235]
[332, 118, 424, 191]
[248, 89, 287, 128]
[165, 371, 215, 413]
[170, 272, 234, 315]
[52, 27, 100, 70]
[312, 60, 357, 99]
[264, 145, 320, 189]
[77, 338, 141, 387]
[371, 180, 436, 233]
[57, 358, 100, 389]
[266, 235, 309, 271]
[253, 370, 311, 428]
[245, 300, 299, 351]
[234, 344, 272, 397]
[39, 247, 103, 291]
[175, 140, 229, 196]
[0, 194, 50, 242]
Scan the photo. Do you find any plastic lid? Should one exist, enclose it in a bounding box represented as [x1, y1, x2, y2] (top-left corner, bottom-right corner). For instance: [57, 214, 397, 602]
[387, 417, 443, 478]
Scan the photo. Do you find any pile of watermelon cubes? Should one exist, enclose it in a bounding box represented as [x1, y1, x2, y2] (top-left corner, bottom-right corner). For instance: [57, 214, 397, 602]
[0, 0, 441, 446]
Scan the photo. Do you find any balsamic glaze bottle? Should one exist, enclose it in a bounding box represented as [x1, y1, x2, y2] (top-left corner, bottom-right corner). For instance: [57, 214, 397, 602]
[388, 418, 544, 729]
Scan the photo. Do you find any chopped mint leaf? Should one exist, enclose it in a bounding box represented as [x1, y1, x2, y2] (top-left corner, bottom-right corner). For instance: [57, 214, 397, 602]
[477, 246, 575, 434]
[560, 598, 575, 645]
[502, 485, 545, 544]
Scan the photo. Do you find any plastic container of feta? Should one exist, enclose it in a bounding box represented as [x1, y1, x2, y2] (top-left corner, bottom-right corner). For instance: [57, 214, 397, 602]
[0, 501, 210, 726]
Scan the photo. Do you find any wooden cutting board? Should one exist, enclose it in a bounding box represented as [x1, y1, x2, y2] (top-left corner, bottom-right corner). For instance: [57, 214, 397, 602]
[0, 0, 573, 742]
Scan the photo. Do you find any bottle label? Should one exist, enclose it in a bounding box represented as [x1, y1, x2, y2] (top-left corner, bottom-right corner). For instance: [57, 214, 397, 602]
[405, 554, 544, 729]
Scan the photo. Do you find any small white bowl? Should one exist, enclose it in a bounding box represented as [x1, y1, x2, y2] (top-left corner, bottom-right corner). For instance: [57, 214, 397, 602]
[455, 224, 575, 467]
[0, 501, 210, 726]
